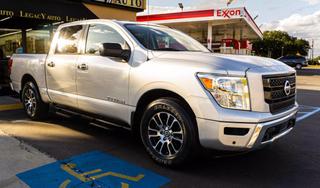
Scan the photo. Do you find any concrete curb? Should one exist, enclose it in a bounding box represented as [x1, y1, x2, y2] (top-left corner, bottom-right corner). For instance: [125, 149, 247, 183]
[0, 129, 56, 188]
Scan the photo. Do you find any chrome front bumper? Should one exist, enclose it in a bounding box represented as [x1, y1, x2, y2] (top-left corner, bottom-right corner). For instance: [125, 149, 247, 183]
[246, 110, 297, 148]
[197, 107, 298, 151]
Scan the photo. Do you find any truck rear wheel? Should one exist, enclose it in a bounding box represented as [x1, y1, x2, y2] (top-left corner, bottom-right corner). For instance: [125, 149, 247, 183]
[140, 98, 197, 166]
[21, 81, 49, 120]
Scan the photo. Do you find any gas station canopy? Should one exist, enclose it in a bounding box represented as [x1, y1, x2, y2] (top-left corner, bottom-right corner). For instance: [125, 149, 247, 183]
[137, 7, 263, 54]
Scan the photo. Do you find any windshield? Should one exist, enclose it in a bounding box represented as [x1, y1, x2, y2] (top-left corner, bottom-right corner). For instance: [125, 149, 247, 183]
[125, 24, 209, 52]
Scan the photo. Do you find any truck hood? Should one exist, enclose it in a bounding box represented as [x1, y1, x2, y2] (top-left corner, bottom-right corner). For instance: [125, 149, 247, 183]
[150, 51, 286, 74]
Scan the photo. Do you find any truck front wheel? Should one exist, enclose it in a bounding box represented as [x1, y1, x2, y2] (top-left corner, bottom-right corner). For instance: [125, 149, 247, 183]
[21, 81, 49, 120]
[140, 98, 197, 166]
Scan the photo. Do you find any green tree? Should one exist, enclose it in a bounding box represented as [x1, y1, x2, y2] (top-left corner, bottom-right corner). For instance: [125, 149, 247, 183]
[313, 56, 320, 64]
[252, 31, 310, 59]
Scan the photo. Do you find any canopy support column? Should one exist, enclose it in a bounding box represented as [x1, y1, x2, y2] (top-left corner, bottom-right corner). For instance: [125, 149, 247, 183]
[21, 29, 27, 53]
[207, 21, 213, 51]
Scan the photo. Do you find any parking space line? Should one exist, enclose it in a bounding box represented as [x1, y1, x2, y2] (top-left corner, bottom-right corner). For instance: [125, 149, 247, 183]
[297, 108, 320, 122]
[299, 105, 319, 109]
[0, 103, 23, 112]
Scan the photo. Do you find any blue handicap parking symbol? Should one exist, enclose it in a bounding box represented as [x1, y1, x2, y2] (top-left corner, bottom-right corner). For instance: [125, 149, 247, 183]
[17, 151, 170, 188]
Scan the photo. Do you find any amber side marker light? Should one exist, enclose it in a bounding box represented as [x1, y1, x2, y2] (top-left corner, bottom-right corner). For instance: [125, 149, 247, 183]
[200, 77, 213, 90]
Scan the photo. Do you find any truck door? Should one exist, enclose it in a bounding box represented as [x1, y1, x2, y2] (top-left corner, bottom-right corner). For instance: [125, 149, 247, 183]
[76, 23, 131, 123]
[46, 25, 85, 108]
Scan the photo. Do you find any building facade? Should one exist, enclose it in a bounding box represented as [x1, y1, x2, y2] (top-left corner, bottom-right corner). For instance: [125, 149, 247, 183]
[0, 0, 146, 57]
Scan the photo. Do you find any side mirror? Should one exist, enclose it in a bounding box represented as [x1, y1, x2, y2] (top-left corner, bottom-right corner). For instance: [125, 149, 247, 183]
[99, 43, 131, 62]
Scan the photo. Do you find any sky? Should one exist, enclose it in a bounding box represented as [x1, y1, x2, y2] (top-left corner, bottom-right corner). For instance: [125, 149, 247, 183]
[139, 0, 320, 57]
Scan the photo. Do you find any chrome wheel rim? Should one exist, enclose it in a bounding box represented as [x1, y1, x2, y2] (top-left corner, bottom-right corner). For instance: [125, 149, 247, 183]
[24, 88, 37, 117]
[147, 112, 184, 158]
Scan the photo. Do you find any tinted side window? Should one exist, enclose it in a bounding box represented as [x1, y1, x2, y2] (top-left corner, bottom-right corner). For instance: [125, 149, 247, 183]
[85, 24, 129, 56]
[55, 25, 83, 54]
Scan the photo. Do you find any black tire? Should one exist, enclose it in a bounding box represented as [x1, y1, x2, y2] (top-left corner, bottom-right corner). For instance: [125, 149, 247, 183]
[140, 98, 197, 166]
[295, 64, 302, 70]
[21, 81, 49, 120]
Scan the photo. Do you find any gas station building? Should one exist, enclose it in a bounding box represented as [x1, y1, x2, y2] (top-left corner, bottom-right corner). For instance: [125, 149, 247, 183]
[137, 7, 263, 55]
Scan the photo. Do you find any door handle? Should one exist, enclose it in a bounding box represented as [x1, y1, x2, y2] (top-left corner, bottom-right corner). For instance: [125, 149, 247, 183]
[47, 62, 55, 67]
[77, 63, 88, 70]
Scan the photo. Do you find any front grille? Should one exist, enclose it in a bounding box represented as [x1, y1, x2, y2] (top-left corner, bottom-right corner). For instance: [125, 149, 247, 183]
[262, 73, 296, 113]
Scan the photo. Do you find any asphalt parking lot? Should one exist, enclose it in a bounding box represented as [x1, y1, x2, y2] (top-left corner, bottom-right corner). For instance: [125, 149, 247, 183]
[0, 68, 320, 188]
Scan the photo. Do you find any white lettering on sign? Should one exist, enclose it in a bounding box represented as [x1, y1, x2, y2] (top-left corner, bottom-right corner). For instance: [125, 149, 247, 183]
[91, 0, 144, 9]
[0, 9, 14, 17]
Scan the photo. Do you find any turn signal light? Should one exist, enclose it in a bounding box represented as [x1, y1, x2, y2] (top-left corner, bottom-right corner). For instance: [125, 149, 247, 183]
[200, 77, 213, 90]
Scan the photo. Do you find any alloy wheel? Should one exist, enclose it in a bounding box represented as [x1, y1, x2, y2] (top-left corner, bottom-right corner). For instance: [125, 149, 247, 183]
[147, 112, 184, 158]
[24, 88, 37, 117]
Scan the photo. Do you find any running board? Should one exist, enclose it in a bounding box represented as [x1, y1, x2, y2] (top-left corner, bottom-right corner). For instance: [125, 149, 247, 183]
[53, 105, 131, 131]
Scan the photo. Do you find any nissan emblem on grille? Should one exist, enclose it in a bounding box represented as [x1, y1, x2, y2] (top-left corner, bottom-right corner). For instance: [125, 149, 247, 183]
[284, 80, 291, 96]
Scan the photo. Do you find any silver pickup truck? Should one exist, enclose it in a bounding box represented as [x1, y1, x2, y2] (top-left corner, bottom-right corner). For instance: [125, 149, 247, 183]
[10, 20, 298, 166]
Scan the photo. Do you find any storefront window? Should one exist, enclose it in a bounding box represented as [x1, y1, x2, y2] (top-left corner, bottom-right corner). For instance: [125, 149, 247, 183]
[0, 25, 57, 57]
[0, 30, 21, 58]
[26, 29, 52, 54]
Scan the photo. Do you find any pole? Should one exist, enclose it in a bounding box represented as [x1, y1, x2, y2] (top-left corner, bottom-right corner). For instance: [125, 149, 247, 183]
[312, 39, 314, 61]
[21, 29, 27, 53]
[207, 21, 213, 51]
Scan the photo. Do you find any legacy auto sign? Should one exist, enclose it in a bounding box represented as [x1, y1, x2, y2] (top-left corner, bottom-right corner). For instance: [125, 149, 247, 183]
[0, 0, 146, 23]
[0, 9, 87, 22]
[91, 0, 145, 10]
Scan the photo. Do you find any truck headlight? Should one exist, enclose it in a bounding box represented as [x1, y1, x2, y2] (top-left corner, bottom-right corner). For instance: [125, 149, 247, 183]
[197, 73, 251, 110]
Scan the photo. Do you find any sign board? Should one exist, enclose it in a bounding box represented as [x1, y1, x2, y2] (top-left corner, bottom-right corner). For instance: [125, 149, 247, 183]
[0, 9, 89, 22]
[137, 8, 244, 23]
[0, 0, 98, 23]
[214, 8, 243, 19]
[89, 0, 146, 10]
[0, 0, 146, 24]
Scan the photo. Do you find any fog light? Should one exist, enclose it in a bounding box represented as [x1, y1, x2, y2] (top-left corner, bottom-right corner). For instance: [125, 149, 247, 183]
[224, 127, 249, 136]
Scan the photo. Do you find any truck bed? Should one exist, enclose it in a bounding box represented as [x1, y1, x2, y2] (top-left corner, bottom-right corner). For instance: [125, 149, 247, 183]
[10, 54, 48, 93]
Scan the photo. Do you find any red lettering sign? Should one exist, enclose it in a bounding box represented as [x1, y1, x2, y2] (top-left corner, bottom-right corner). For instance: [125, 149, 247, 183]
[215, 9, 241, 18]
